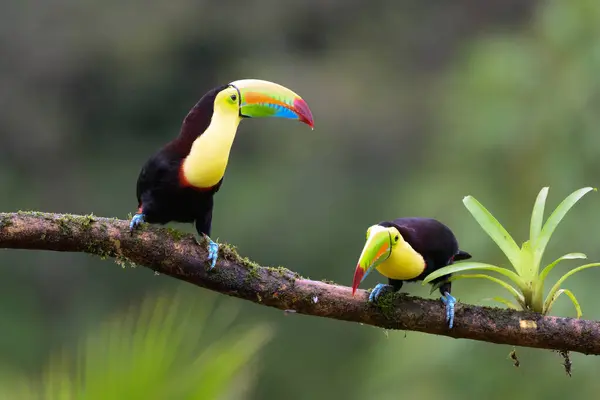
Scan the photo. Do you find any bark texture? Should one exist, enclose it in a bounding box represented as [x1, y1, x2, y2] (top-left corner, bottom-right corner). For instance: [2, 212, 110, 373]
[1, 212, 599, 355]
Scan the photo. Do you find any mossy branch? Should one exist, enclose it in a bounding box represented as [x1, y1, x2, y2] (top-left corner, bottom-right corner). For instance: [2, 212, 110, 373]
[2, 212, 600, 356]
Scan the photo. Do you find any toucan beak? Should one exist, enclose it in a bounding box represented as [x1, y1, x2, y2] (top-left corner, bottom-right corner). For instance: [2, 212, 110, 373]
[352, 227, 392, 295]
[229, 79, 314, 128]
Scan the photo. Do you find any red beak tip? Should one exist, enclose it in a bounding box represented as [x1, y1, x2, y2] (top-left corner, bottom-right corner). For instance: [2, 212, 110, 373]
[352, 267, 364, 297]
[299, 115, 314, 128]
[293, 98, 314, 128]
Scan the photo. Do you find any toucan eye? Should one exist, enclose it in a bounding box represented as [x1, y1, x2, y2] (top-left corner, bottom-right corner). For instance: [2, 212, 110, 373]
[230, 93, 237, 102]
[394, 235, 399, 242]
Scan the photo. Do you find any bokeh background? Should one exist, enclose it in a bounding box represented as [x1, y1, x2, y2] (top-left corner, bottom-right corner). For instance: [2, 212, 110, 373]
[2, 0, 600, 398]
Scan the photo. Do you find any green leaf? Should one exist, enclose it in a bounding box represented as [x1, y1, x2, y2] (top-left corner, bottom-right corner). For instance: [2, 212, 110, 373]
[538, 252, 587, 286]
[184, 325, 273, 400]
[529, 187, 549, 246]
[483, 296, 522, 310]
[544, 289, 582, 319]
[0, 290, 272, 400]
[423, 262, 525, 289]
[437, 273, 525, 305]
[534, 187, 595, 265]
[544, 262, 600, 313]
[463, 195, 522, 273]
[518, 240, 536, 283]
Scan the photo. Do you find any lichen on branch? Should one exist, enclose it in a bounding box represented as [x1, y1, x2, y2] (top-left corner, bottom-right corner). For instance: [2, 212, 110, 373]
[2, 211, 600, 356]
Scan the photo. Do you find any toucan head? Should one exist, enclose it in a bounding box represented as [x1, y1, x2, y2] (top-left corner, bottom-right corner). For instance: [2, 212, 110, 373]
[352, 224, 404, 295]
[213, 79, 314, 128]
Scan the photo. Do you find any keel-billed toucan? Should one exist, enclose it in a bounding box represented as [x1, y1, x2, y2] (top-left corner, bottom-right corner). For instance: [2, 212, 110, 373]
[129, 79, 314, 268]
[351, 218, 471, 328]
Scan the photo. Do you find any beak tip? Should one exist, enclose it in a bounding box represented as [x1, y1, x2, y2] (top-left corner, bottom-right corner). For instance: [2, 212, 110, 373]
[293, 97, 314, 128]
[352, 266, 364, 297]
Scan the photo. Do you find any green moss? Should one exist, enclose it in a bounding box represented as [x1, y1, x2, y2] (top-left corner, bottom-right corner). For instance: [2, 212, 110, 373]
[374, 291, 400, 319]
[222, 242, 238, 251]
[115, 255, 137, 269]
[165, 227, 187, 241]
[238, 256, 258, 270]
[16, 210, 44, 217]
[219, 242, 240, 260]
[265, 266, 288, 277]
[56, 215, 74, 236]
[0, 215, 12, 230]
[81, 214, 97, 230]
[245, 264, 260, 283]
[264, 266, 303, 282]
[85, 242, 112, 260]
[98, 223, 109, 234]
[321, 279, 337, 285]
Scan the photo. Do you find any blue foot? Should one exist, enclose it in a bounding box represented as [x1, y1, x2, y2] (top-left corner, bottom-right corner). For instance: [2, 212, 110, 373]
[441, 292, 456, 329]
[368, 283, 394, 303]
[205, 235, 219, 270]
[129, 213, 146, 234]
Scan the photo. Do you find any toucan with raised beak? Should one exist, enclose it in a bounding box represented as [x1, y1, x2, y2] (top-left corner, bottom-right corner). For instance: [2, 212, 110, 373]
[129, 79, 314, 268]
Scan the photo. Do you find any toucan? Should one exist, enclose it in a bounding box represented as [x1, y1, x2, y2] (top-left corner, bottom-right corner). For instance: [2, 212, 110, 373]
[129, 79, 314, 268]
[351, 217, 471, 328]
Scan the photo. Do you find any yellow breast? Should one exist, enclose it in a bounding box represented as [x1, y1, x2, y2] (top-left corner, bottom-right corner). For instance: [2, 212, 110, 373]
[375, 243, 425, 280]
[182, 112, 242, 189]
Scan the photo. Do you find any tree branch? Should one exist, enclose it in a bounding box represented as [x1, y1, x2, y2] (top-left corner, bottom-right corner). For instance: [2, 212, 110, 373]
[1, 211, 599, 356]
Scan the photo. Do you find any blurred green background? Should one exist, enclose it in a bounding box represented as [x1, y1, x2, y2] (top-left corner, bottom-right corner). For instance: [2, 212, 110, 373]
[2, 0, 600, 398]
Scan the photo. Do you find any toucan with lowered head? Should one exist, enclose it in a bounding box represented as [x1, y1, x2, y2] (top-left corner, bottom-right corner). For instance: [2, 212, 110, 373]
[351, 217, 471, 328]
[129, 79, 314, 268]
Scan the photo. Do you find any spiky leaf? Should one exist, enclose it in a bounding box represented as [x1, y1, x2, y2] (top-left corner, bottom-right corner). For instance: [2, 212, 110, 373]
[538, 253, 587, 286]
[544, 289, 582, 319]
[462, 195, 523, 273]
[483, 296, 522, 310]
[529, 187, 549, 247]
[534, 187, 595, 266]
[544, 262, 600, 314]
[0, 290, 271, 400]
[432, 273, 525, 305]
[423, 262, 525, 290]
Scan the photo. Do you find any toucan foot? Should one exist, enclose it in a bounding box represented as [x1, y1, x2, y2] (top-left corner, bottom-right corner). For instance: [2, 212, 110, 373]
[204, 235, 219, 269]
[129, 213, 146, 235]
[441, 292, 456, 329]
[368, 283, 394, 303]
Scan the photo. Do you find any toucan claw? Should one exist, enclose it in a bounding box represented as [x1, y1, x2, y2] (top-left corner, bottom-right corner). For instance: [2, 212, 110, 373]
[129, 213, 146, 235]
[205, 236, 219, 269]
[368, 283, 394, 303]
[441, 292, 456, 329]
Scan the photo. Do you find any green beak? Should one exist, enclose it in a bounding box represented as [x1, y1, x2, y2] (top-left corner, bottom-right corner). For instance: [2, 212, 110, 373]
[352, 226, 393, 295]
[229, 79, 314, 128]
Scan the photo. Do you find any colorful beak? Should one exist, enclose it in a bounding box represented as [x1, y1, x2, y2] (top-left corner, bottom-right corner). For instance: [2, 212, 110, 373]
[229, 79, 314, 128]
[352, 226, 393, 295]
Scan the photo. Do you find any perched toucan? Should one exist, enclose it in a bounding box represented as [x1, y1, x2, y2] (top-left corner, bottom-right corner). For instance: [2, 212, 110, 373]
[129, 79, 314, 268]
[351, 217, 471, 328]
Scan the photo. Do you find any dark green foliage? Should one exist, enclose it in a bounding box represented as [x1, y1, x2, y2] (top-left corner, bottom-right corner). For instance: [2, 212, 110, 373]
[0, 290, 271, 399]
[2, 0, 600, 399]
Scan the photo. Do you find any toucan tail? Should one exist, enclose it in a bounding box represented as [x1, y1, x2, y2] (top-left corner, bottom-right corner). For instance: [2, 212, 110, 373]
[454, 250, 472, 262]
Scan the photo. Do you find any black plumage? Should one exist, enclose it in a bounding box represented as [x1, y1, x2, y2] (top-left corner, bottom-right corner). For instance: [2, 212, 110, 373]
[378, 217, 471, 295]
[134, 85, 227, 237]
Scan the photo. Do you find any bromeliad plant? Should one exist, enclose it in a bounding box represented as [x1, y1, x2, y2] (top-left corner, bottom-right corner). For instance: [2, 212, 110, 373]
[424, 187, 599, 318]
